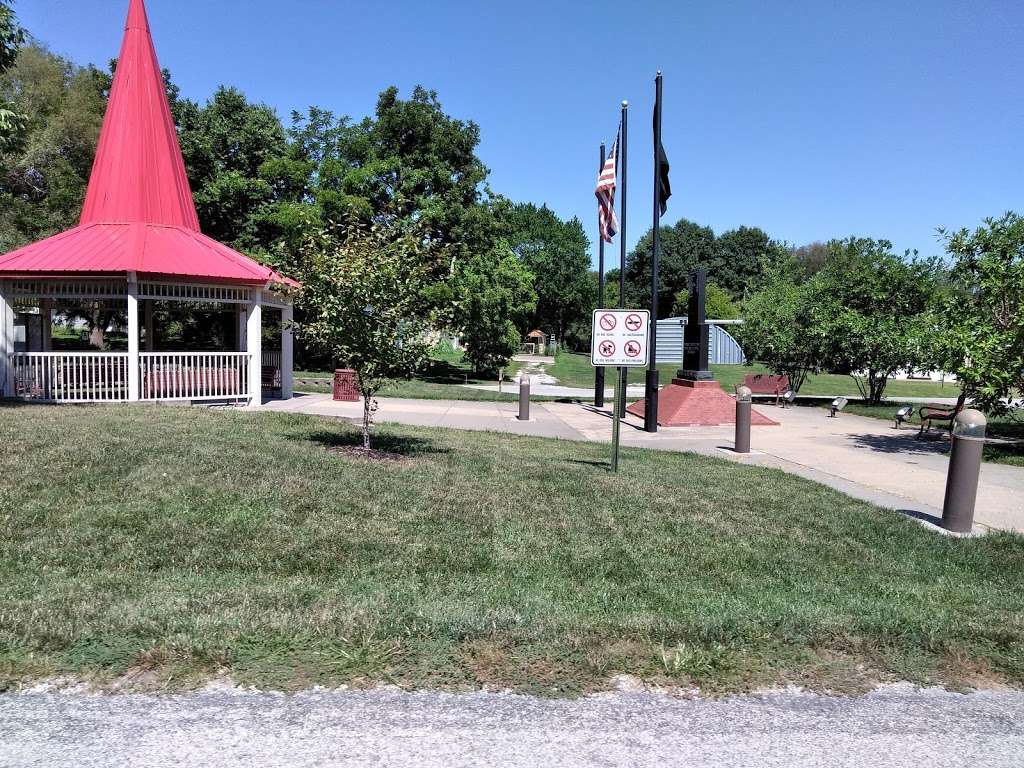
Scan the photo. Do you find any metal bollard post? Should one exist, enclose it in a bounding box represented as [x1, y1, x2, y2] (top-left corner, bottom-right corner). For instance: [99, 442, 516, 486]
[942, 410, 987, 533]
[518, 375, 531, 421]
[735, 385, 752, 453]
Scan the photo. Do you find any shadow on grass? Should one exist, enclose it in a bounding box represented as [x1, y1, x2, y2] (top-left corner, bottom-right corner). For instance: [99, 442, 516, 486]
[897, 508, 946, 528]
[304, 430, 453, 457]
[564, 458, 613, 471]
[847, 432, 951, 457]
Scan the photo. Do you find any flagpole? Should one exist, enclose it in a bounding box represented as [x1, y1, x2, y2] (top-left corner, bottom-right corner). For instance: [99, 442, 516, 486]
[594, 142, 606, 409]
[618, 100, 628, 419]
[644, 71, 664, 433]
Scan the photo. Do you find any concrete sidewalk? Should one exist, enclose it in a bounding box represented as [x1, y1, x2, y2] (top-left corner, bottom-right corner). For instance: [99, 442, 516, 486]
[261, 394, 1024, 533]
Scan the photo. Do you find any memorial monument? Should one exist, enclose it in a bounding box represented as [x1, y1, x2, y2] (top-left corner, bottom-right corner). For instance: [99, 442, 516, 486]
[627, 268, 777, 426]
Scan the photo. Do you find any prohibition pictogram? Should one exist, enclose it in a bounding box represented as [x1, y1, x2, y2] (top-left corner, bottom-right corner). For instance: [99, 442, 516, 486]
[625, 313, 643, 332]
[598, 340, 616, 357]
[624, 340, 642, 358]
[599, 313, 617, 331]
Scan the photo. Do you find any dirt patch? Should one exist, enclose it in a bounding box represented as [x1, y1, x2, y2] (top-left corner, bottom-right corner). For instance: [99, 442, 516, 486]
[328, 446, 407, 463]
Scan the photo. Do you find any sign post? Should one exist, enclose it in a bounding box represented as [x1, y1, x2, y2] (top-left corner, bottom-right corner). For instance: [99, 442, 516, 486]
[591, 309, 651, 472]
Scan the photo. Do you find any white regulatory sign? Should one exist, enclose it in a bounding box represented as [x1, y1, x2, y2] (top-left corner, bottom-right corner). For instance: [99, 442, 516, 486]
[591, 309, 651, 367]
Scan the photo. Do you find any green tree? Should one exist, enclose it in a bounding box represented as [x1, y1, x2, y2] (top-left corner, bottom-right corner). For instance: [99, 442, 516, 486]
[808, 238, 940, 404]
[736, 270, 820, 393]
[932, 212, 1024, 415]
[453, 244, 537, 375]
[671, 281, 740, 319]
[625, 218, 718, 315]
[329, 86, 494, 278]
[174, 86, 292, 250]
[0, 0, 25, 151]
[506, 202, 593, 342]
[0, 44, 106, 250]
[296, 218, 437, 449]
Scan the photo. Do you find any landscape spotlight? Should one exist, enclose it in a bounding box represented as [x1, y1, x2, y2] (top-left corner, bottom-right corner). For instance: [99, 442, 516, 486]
[781, 390, 796, 408]
[895, 405, 914, 430]
[830, 397, 848, 417]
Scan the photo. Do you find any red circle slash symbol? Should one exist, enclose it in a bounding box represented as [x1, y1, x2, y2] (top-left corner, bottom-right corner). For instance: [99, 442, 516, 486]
[625, 313, 643, 332]
[624, 340, 642, 358]
[599, 313, 617, 331]
[599, 340, 616, 358]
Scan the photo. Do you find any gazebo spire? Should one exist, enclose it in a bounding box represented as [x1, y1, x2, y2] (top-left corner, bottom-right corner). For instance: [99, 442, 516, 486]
[79, 0, 200, 231]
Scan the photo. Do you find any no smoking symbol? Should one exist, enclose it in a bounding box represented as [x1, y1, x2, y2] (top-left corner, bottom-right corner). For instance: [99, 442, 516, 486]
[599, 340, 616, 357]
[625, 314, 643, 332]
[625, 340, 642, 358]
[599, 313, 617, 331]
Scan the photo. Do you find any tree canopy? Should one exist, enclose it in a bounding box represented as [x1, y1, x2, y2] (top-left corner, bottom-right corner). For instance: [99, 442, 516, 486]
[0, 0, 25, 151]
[738, 239, 942, 403]
[0, 44, 106, 251]
[505, 202, 593, 342]
[932, 212, 1024, 414]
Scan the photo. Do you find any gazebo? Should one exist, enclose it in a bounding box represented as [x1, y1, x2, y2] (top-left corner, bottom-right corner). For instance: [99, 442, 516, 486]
[0, 0, 296, 406]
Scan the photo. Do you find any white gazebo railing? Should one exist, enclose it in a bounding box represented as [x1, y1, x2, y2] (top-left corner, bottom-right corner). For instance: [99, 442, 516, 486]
[10, 352, 130, 402]
[140, 353, 251, 402]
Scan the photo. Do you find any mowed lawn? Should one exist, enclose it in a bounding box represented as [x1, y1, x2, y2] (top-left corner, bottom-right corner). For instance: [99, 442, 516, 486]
[547, 352, 962, 400]
[2, 404, 1022, 695]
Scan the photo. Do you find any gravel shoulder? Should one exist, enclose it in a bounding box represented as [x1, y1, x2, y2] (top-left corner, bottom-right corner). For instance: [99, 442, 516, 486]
[3, 684, 1023, 767]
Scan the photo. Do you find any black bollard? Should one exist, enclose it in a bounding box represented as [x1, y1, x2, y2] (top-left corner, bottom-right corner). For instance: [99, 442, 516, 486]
[735, 385, 752, 453]
[942, 410, 987, 533]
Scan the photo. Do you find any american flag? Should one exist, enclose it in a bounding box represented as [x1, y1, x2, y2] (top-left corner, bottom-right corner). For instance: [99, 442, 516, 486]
[595, 137, 619, 243]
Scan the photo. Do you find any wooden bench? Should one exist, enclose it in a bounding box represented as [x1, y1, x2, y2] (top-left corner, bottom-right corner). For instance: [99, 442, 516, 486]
[742, 373, 791, 405]
[918, 393, 967, 438]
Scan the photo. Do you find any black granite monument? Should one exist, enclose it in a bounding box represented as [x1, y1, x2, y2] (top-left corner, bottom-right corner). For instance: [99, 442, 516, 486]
[677, 268, 713, 381]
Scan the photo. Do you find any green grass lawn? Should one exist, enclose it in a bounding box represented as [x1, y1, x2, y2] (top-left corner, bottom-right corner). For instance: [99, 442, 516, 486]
[547, 352, 961, 400]
[838, 402, 1024, 467]
[2, 404, 1023, 696]
[295, 348, 526, 401]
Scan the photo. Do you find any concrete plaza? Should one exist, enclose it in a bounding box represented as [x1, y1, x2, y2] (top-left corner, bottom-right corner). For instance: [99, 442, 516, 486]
[261, 394, 1024, 534]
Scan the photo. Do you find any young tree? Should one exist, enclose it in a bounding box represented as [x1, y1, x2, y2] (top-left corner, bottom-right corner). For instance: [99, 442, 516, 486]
[736, 271, 820, 392]
[297, 219, 438, 449]
[933, 212, 1024, 415]
[808, 238, 940, 404]
[453, 244, 537, 375]
[505, 203, 592, 343]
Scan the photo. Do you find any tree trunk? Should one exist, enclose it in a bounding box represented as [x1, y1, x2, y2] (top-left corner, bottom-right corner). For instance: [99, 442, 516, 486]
[362, 393, 372, 449]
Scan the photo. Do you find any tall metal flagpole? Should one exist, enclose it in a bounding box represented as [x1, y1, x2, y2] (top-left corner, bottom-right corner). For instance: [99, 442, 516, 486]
[617, 101, 628, 419]
[594, 142, 606, 409]
[644, 71, 664, 433]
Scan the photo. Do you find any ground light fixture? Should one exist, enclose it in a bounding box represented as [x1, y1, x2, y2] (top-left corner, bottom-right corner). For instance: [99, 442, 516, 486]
[895, 405, 914, 429]
[781, 389, 796, 408]
[830, 397, 849, 417]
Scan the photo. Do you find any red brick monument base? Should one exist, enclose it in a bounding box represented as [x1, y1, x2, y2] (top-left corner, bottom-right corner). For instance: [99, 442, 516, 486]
[626, 378, 779, 427]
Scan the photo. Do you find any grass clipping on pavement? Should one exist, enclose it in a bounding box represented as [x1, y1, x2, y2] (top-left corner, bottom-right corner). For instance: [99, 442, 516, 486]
[1, 404, 1022, 696]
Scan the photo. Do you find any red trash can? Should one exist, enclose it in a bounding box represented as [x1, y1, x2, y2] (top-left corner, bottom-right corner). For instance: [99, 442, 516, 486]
[332, 369, 360, 402]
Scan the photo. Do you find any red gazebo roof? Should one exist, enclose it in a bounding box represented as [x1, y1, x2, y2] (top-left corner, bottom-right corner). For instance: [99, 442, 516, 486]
[0, 0, 296, 288]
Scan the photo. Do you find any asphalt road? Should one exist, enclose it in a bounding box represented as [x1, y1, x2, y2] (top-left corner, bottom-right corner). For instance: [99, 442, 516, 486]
[3, 684, 1023, 767]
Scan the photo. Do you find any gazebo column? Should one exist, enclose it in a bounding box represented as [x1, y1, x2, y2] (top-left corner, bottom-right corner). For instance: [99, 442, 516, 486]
[246, 289, 262, 406]
[144, 300, 154, 352]
[281, 304, 294, 399]
[0, 281, 13, 396]
[127, 274, 140, 401]
[40, 299, 53, 352]
[237, 306, 247, 352]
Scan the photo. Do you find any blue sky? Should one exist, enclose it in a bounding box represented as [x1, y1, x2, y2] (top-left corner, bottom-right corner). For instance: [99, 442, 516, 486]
[18, 0, 1024, 266]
